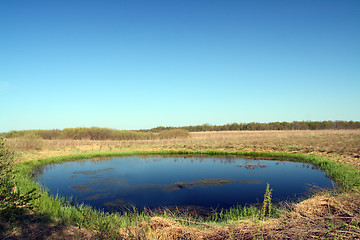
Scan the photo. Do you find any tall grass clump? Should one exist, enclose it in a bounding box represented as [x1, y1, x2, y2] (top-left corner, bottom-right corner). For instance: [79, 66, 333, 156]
[208, 205, 260, 224]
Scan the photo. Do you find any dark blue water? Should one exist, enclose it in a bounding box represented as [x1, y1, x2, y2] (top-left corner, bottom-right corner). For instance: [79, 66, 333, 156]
[34, 155, 333, 212]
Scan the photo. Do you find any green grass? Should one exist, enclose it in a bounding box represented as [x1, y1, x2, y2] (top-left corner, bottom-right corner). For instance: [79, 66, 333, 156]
[206, 205, 261, 223]
[12, 150, 360, 233]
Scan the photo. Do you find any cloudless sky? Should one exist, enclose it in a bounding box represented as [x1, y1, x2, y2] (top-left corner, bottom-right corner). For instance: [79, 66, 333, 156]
[1, 0, 359, 132]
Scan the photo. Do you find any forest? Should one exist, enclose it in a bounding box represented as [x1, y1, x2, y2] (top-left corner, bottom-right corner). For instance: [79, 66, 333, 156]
[146, 120, 360, 132]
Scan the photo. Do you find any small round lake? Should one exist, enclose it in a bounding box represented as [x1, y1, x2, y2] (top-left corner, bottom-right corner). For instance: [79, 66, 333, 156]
[34, 155, 333, 212]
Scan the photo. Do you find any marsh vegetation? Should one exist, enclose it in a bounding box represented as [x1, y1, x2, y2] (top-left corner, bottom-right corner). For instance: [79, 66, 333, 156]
[1, 129, 360, 239]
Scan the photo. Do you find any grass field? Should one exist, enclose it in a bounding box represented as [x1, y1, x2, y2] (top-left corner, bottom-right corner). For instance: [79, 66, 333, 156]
[2, 129, 360, 239]
[10, 129, 360, 169]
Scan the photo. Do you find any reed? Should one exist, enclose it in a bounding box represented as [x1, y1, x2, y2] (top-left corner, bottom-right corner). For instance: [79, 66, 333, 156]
[260, 183, 273, 220]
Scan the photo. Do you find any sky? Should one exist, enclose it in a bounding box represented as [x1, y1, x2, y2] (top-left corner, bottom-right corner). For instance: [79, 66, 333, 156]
[1, 0, 359, 132]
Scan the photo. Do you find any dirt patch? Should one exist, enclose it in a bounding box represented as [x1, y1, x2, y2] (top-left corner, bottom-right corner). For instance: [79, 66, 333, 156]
[0, 213, 103, 240]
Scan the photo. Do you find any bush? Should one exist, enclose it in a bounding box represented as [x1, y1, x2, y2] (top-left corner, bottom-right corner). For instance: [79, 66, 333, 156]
[158, 129, 190, 139]
[0, 138, 16, 215]
[1, 127, 189, 141]
[0, 138, 14, 188]
[35, 129, 61, 140]
[0, 138, 38, 220]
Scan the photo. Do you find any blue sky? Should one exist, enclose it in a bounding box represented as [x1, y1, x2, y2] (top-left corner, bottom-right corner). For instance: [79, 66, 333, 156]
[1, 0, 359, 132]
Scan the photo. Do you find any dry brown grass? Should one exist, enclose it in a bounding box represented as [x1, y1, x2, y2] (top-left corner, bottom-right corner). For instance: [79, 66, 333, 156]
[116, 191, 360, 239]
[4, 129, 360, 239]
[114, 192, 360, 239]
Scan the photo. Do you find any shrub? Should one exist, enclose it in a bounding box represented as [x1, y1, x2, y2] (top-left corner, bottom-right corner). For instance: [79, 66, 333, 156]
[0, 138, 14, 193]
[35, 129, 61, 140]
[158, 129, 190, 139]
[1, 127, 189, 141]
[61, 128, 90, 140]
[0, 138, 38, 220]
[0, 138, 17, 216]
[2, 130, 19, 138]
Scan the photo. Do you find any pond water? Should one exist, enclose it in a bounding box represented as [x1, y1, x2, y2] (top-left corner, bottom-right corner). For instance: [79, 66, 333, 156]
[34, 155, 333, 213]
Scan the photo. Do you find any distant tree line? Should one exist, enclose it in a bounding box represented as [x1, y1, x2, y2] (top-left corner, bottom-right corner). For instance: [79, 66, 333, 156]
[1, 121, 359, 140]
[1, 127, 190, 140]
[144, 121, 360, 132]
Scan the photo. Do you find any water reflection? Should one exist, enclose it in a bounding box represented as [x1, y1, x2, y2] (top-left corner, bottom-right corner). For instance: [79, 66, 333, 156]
[34, 155, 333, 212]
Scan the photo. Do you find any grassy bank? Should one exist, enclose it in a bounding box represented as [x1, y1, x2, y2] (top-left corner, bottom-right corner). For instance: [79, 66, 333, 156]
[17, 150, 360, 191]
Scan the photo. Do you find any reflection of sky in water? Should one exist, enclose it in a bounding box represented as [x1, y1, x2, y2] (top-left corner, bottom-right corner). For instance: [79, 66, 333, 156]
[34, 156, 333, 212]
